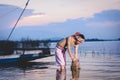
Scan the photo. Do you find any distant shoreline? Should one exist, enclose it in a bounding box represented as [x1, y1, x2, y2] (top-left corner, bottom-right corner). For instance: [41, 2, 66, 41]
[45, 39, 120, 42]
[0, 38, 120, 42]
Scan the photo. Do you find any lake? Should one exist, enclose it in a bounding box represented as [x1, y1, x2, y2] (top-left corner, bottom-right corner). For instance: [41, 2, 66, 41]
[0, 41, 120, 80]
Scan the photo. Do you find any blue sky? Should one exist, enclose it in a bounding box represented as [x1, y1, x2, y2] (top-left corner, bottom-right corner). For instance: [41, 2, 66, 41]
[0, 0, 120, 40]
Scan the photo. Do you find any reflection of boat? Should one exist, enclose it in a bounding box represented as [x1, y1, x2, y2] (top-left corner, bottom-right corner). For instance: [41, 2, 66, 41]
[0, 53, 54, 63]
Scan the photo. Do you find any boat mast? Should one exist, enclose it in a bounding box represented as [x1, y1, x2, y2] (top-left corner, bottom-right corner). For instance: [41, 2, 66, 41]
[7, 0, 30, 40]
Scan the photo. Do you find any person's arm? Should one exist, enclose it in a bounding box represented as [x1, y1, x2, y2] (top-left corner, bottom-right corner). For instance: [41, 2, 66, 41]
[74, 45, 79, 60]
[67, 37, 74, 61]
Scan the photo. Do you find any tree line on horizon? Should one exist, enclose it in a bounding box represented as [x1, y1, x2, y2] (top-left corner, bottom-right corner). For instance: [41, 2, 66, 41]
[0, 39, 51, 55]
[0, 38, 119, 55]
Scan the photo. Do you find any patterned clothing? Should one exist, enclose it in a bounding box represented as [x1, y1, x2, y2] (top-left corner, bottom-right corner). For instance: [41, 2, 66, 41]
[55, 46, 66, 66]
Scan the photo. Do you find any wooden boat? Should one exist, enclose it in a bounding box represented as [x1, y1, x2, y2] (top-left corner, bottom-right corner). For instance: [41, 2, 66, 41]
[0, 53, 54, 63]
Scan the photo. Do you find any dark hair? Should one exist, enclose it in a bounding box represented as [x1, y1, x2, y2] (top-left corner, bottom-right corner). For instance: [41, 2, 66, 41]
[79, 34, 85, 39]
[74, 32, 85, 40]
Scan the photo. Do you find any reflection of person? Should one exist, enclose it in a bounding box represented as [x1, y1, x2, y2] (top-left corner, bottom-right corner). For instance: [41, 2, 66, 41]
[55, 32, 85, 71]
[56, 69, 66, 80]
[71, 60, 80, 80]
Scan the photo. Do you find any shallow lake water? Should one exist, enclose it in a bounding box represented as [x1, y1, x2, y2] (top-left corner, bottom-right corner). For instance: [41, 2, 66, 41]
[0, 41, 120, 80]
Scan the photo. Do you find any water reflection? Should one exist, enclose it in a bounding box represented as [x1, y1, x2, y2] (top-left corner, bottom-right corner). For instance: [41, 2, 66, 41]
[71, 60, 80, 80]
[56, 61, 81, 80]
[0, 62, 49, 69]
[0, 61, 54, 80]
[56, 69, 66, 80]
[71, 69, 80, 80]
[0, 41, 119, 80]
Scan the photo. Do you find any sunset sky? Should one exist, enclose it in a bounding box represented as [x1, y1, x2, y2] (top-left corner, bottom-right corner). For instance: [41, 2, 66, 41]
[0, 0, 120, 40]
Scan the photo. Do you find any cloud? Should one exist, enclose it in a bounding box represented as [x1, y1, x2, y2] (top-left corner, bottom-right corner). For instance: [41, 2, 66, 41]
[0, 4, 20, 28]
[0, 4, 40, 29]
[85, 10, 120, 27]
[1, 0, 120, 27]
[0, 1, 120, 40]
[15, 13, 46, 27]
[0, 4, 33, 29]
[86, 21, 120, 27]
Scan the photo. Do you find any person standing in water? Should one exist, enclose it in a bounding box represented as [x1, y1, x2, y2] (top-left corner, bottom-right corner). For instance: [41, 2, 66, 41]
[55, 32, 85, 71]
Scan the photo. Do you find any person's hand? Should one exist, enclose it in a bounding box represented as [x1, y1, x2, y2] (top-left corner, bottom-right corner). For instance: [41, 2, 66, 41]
[75, 57, 79, 61]
[72, 57, 79, 62]
[72, 57, 77, 62]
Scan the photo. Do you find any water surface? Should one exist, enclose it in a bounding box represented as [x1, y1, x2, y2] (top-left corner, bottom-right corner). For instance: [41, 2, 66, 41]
[0, 41, 120, 80]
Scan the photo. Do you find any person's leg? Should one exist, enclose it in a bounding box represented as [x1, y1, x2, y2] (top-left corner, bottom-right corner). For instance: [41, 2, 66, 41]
[55, 47, 66, 70]
[60, 50, 66, 71]
[60, 65, 65, 71]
